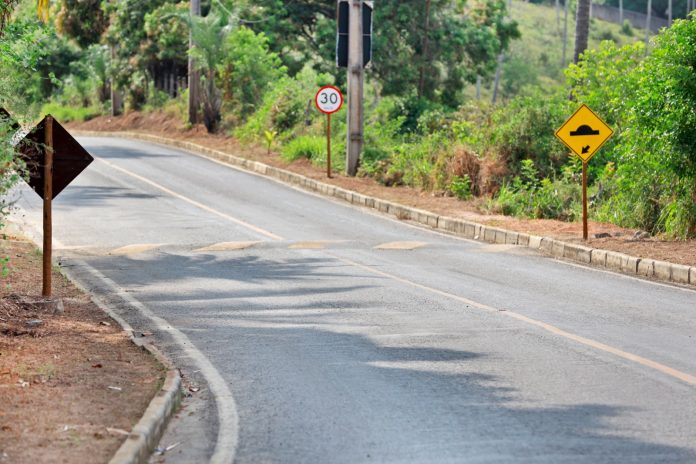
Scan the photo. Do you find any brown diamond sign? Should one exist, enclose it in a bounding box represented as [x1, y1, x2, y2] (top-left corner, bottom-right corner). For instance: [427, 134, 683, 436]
[16, 115, 93, 199]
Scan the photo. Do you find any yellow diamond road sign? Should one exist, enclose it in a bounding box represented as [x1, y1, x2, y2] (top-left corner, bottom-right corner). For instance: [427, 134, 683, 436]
[555, 104, 614, 163]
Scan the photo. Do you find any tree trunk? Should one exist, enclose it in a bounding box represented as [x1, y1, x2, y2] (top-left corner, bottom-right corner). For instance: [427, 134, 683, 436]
[110, 45, 122, 116]
[491, 54, 504, 104]
[573, 0, 591, 64]
[562, 0, 569, 67]
[188, 0, 201, 125]
[556, 0, 560, 32]
[668, 0, 672, 25]
[619, 0, 623, 24]
[691, 182, 696, 237]
[417, 0, 432, 99]
[645, 0, 652, 50]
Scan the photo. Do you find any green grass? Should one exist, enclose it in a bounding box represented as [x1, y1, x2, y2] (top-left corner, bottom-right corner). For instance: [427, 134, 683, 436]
[280, 135, 326, 162]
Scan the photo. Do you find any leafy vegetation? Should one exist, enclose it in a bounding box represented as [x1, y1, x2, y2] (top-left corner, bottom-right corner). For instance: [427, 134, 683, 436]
[0, 0, 694, 238]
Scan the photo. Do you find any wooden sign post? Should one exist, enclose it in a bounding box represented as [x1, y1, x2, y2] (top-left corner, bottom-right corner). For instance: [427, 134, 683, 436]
[326, 113, 332, 178]
[315, 86, 344, 179]
[15, 114, 94, 297]
[43, 116, 54, 297]
[582, 161, 588, 241]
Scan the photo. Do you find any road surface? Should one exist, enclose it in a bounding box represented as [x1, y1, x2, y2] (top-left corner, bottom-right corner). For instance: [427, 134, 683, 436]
[10, 137, 696, 463]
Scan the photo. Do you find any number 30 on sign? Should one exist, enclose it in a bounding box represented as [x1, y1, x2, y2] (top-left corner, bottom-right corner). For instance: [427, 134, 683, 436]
[315, 86, 343, 114]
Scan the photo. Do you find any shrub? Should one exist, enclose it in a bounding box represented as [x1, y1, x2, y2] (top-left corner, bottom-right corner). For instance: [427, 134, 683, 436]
[449, 175, 473, 200]
[235, 67, 330, 142]
[483, 91, 570, 178]
[489, 160, 581, 220]
[40, 102, 101, 122]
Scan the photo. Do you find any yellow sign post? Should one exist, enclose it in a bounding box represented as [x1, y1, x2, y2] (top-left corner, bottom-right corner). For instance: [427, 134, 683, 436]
[555, 104, 614, 240]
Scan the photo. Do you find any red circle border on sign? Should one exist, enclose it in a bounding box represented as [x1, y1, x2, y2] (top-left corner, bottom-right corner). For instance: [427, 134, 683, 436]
[314, 85, 344, 115]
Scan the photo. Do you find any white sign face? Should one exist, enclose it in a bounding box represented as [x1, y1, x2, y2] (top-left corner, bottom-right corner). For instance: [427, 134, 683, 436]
[315, 86, 344, 114]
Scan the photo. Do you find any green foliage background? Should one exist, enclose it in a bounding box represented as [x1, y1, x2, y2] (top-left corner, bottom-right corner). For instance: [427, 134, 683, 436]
[1, 0, 695, 238]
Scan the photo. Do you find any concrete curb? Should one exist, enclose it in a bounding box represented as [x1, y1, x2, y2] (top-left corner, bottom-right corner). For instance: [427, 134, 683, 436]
[108, 346, 182, 464]
[61, 264, 183, 464]
[3, 219, 182, 464]
[75, 130, 696, 288]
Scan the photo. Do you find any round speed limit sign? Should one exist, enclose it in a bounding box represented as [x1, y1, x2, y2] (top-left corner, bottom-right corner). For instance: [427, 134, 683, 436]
[315, 86, 344, 114]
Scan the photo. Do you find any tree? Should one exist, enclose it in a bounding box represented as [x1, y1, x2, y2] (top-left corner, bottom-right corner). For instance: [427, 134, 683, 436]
[217, 27, 286, 118]
[372, 0, 519, 105]
[0, 0, 18, 34]
[189, 12, 232, 132]
[143, 2, 189, 96]
[188, 0, 201, 125]
[241, 0, 518, 107]
[55, 0, 107, 47]
[569, 17, 696, 237]
[105, 0, 170, 109]
[573, 0, 591, 64]
[633, 15, 696, 235]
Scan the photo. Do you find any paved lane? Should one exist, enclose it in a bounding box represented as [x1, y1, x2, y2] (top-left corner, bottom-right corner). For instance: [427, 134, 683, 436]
[10, 137, 696, 463]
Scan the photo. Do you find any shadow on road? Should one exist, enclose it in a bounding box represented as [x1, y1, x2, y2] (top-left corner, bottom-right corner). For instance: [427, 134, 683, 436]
[73, 250, 696, 463]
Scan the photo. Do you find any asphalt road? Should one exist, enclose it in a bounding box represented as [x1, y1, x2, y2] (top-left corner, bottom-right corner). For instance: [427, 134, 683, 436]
[9, 137, 696, 463]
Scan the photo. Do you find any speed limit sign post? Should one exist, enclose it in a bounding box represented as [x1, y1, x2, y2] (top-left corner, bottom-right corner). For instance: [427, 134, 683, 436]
[315, 86, 344, 178]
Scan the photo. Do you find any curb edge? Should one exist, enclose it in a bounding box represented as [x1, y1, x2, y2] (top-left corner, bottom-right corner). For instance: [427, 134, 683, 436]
[63, 265, 183, 464]
[3, 217, 183, 464]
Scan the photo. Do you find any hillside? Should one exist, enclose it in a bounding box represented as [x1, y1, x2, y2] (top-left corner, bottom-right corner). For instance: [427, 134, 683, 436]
[470, 0, 650, 101]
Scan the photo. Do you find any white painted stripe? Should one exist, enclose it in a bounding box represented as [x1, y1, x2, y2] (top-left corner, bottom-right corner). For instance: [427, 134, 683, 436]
[72, 260, 238, 464]
[332, 254, 696, 387]
[98, 158, 284, 241]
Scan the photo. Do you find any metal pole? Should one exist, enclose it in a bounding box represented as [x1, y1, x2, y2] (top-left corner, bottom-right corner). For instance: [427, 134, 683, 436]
[346, 0, 363, 177]
[43, 116, 54, 297]
[327, 113, 332, 178]
[582, 161, 588, 241]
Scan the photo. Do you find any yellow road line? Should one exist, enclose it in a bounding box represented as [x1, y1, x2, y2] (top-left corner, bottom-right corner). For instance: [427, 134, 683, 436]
[99, 158, 284, 241]
[333, 254, 696, 387]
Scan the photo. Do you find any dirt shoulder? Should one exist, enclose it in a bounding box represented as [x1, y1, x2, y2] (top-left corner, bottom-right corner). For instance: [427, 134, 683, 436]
[69, 112, 696, 267]
[0, 237, 165, 464]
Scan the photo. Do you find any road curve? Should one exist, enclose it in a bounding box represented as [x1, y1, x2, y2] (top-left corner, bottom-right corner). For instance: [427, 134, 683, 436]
[10, 136, 696, 463]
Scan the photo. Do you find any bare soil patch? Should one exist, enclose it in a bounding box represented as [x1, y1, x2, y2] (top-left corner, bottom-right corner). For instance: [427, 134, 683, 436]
[69, 112, 696, 267]
[0, 238, 164, 464]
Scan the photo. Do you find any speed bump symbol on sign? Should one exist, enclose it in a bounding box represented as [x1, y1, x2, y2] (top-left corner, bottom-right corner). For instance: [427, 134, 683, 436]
[555, 104, 613, 162]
